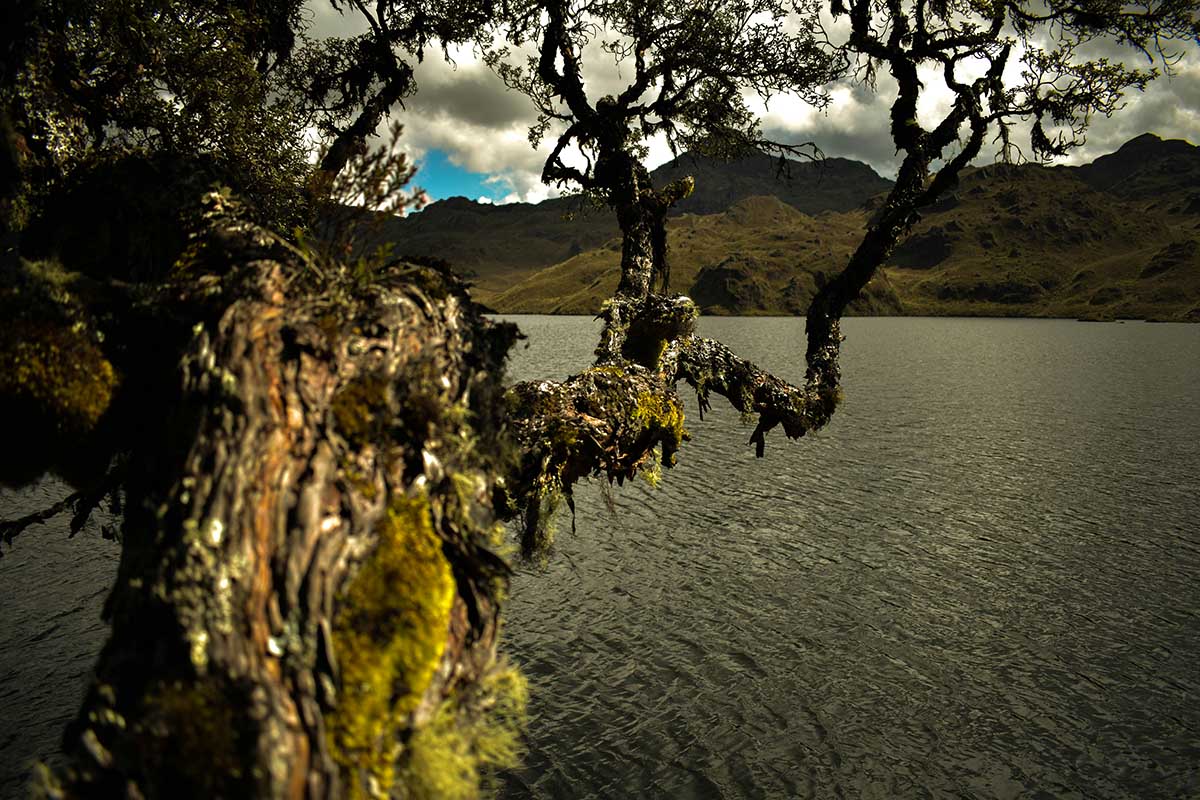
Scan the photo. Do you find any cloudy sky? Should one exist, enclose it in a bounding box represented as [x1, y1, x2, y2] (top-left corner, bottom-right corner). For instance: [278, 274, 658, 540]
[306, 2, 1200, 205]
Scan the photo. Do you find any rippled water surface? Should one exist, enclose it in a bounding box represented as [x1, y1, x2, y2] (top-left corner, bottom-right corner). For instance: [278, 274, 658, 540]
[2, 317, 1198, 798]
[496, 316, 1200, 800]
[0, 478, 118, 798]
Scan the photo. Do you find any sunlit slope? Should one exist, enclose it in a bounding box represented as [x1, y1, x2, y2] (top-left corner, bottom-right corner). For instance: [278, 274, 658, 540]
[882, 149, 1200, 321]
[489, 196, 902, 315]
[491, 134, 1200, 320]
[379, 152, 894, 305]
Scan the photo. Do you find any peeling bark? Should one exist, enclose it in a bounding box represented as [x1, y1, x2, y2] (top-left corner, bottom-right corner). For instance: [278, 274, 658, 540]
[12, 195, 523, 799]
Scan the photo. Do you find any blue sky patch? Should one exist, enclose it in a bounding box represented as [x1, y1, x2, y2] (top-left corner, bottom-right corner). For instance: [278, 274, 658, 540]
[411, 149, 510, 204]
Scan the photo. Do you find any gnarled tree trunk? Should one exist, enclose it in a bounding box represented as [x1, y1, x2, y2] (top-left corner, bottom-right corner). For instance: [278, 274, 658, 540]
[15, 195, 525, 799]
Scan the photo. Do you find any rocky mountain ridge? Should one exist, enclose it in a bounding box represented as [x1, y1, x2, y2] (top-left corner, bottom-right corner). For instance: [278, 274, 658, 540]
[884, 135, 1200, 320]
[384, 134, 1200, 321]
[380, 152, 894, 298]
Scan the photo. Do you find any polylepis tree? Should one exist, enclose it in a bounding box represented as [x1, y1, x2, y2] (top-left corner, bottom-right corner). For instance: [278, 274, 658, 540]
[2, 0, 1196, 797]
[486, 0, 870, 556]
[3, 2, 525, 798]
[802, 0, 1200, 361]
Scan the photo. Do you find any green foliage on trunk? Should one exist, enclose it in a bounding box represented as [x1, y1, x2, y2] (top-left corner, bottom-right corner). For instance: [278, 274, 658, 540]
[329, 496, 456, 798]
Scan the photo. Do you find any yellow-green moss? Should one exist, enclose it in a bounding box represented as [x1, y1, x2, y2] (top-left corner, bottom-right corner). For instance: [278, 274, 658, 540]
[640, 452, 663, 488]
[584, 365, 626, 380]
[135, 678, 247, 793]
[631, 391, 686, 446]
[342, 462, 379, 501]
[524, 482, 563, 558]
[329, 495, 455, 798]
[0, 322, 117, 433]
[397, 661, 528, 800]
[331, 373, 390, 447]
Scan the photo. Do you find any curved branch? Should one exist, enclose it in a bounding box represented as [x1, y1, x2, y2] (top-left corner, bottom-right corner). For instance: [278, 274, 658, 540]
[539, 0, 594, 121]
[670, 333, 841, 456]
[542, 120, 594, 188]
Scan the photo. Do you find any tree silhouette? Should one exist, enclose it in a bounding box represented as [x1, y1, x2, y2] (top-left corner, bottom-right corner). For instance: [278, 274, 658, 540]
[802, 0, 1200, 364]
[487, 0, 870, 557]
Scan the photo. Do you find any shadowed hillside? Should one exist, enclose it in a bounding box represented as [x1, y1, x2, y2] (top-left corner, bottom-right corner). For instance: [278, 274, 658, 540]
[1075, 132, 1200, 208]
[489, 196, 902, 315]
[469, 134, 1199, 321]
[651, 151, 893, 216]
[379, 153, 894, 303]
[374, 195, 618, 297]
[883, 135, 1200, 321]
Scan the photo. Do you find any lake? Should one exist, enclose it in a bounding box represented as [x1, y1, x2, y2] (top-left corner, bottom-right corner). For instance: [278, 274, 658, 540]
[2, 316, 1198, 798]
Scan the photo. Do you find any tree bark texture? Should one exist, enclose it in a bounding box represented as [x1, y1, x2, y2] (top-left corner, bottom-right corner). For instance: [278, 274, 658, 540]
[19, 195, 524, 799]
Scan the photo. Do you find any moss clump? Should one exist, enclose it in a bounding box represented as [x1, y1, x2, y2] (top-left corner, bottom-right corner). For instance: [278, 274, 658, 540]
[134, 678, 250, 796]
[621, 295, 699, 369]
[816, 382, 844, 418]
[521, 482, 564, 559]
[639, 451, 663, 488]
[632, 391, 686, 453]
[584, 364, 628, 380]
[329, 495, 456, 798]
[331, 373, 390, 447]
[397, 661, 528, 800]
[0, 320, 117, 435]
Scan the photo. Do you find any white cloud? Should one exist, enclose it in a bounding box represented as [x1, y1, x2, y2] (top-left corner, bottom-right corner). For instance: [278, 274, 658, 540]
[304, 2, 369, 38]
[306, 0, 1200, 201]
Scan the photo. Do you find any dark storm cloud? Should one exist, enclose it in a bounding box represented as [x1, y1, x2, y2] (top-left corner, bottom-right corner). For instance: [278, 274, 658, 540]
[407, 62, 534, 129]
[303, 0, 1198, 200]
[766, 52, 1199, 178]
[759, 79, 910, 177]
[1073, 75, 1200, 157]
[763, 119, 905, 177]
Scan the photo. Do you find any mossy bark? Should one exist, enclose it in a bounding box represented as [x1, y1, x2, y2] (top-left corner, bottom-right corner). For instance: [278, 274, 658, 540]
[18, 196, 522, 799]
[2, 141, 876, 792]
[504, 139, 851, 553]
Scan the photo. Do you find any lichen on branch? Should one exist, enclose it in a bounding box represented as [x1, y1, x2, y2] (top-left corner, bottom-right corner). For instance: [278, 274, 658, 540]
[502, 288, 849, 556]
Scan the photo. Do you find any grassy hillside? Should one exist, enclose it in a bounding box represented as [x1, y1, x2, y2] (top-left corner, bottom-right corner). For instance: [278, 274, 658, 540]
[883, 154, 1200, 321]
[375, 195, 619, 297]
[484, 134, 1200, 321]
[490, 196, 902, 315]
[380, 153, 893, 304]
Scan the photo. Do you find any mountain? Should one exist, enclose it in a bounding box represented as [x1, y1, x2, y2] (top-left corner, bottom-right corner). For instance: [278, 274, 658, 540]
[879, 134, 1200, 321]
[374, 195, 618, 297]
[880, 156, 1200, 320]
[381, 134, 1199, 321]
[651, 151, 893, 216]
[1074, 133, 1200, 210]
[379, 152, 893, 304]
[489, 195, 900, 315]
